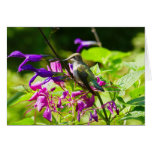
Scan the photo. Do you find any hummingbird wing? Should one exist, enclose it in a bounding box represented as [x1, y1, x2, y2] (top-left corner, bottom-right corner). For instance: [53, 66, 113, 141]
[77, 65, 95, 94]
[77, 64, 104, 92]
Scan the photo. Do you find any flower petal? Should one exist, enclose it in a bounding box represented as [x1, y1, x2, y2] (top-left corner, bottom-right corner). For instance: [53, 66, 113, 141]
[26, 54, 43, 62]
[77, 111, 80, 122]
[76, 101, 85, 112]
[50, 61, 63, 72]
[92, 109, 98, 122]
[89, 112, 93, 121]
[74, 38, 82, 44]
[43, 106, 52, 122]
[20, 64, 37, 72]
[61, 91, 69, 99]
[71, 90, 83, 98]
[28, 92, 39, 101]
[35, 96, 47, 112]
[8, 51, 25, 58]
[85, 95, 95, 108]
[57, 98, 64, 109]
[97, 77, 106, 86]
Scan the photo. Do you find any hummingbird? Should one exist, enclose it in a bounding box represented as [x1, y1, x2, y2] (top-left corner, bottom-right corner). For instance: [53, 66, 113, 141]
[63, 53, 104, 94]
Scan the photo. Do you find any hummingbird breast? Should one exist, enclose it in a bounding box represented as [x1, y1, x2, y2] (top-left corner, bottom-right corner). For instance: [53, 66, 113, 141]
[73, 63, 81, 82]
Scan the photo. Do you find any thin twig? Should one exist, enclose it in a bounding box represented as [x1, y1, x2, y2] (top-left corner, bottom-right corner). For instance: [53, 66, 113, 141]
[91, 27, 102, 47]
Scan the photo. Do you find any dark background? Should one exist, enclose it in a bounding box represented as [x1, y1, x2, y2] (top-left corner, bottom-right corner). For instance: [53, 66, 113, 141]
[7, 27, 144, 71]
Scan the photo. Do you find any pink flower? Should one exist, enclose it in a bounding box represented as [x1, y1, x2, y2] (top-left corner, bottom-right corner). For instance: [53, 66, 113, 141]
[97, 77, 106, 86]
[43, 106, 52, 122]
[50, 61, 63, 72]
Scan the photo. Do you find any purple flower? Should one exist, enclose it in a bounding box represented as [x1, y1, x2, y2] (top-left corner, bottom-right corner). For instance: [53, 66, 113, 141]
[97, 77, 106, 86]
[34, 96, 47, 112]
[76, 101, 86, 112]
[71, 90, 84, 98]
[92, 109, 98, 122]
[21, 65, 54, 77]
[103, 101, 119, 115]
[89, 110, 98, 122]
[74, 38, 98, 53]
[61, 91, 69, 99]
[77, 111, 80, 122]
[8, 51, 45, 72]
[57, 98, 64, 109]
[50, 61, 63, 72]
[28, 92, 39, 101]
[50, 87, 56, 92]
[21, 65, 64, 90]
[89, 112, 93, 121]
[76, 101, 86, 122]
[43, 106, 52, 122]
[81, 95, 95, 108]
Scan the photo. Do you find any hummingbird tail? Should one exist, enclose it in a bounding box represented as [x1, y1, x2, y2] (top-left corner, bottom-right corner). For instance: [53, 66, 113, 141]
[92, 80, 104, 92]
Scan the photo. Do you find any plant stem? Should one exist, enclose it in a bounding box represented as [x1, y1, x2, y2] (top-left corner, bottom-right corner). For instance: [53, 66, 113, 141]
[96, 92, 110, 125]
[34, 110, 37, 125]
[91, 27, 102, 47]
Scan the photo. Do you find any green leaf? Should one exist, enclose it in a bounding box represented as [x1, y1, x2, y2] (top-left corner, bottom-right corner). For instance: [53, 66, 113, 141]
[129, 86, 145, 98]
[10, 92, 34, 106]
[116, 70, 144, 90]
[9, 118, 34, 125]
[109, 51, 131, 61]
[134, 53, 145, 67]
[127, 96, 145, 106]
[12, 85, 29, 92]
[7, 92, 24, 106]
[81, 47, 111, 64]
[116, 97, 127, 106]
[120, 111, 145, 123]
[123, 62, 145, 71]
[123, 62, 139, 70]
[90, 63, 101, 75]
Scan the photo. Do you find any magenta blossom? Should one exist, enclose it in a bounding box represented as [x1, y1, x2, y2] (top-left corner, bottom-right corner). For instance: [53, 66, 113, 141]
[102, 101, 119, 115]
[80, 95, 95, 108]
[97, 77, 106, 86]
[8, 51, 48, 72]
[74, 38, 98, 53]
[75, 95, 95, 122]
[50, 61, 63, 72]
[71, 91, 84, 98]
[89, 109, 98, 122]
[43, 106, 52, 122]
[57, 91, 69, 109]
[28, 87, 56, 122]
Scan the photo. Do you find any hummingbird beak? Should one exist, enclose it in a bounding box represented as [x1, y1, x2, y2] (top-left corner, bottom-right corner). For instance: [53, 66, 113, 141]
[62, 56, 72, 62]
[62, 58, 69, 62]
[48, 58, 60, 62]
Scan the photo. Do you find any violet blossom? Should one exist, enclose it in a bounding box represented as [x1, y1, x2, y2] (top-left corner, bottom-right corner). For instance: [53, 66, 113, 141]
[21, 64, 64, 90]
[102, 101, 119, 115]
[28, 87, 56, 122]
[89, 109, 98, 122]
[57, 91, 69, 109]
[43, 106, 52, 122]
[74, 38, 98, 53]
[8, 51, 48, 72]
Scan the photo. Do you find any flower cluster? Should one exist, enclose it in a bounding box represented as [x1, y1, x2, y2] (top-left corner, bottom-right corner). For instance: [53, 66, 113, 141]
[8, 38, 119, 124]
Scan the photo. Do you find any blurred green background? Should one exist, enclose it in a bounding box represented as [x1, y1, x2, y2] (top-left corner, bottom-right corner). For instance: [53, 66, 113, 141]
[7, 27, 145, 125]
